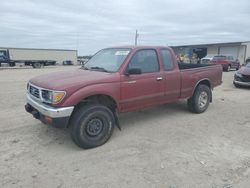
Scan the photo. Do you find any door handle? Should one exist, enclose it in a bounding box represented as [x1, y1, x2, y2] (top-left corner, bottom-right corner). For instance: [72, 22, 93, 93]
[156, 77, 163, 81]
[125, 80, 136, 84]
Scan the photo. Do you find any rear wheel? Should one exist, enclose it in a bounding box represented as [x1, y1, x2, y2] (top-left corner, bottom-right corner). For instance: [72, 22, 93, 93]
[70, 104, 115, 149]
[32, 62, 42, 68]
[187, 84, 211, 113]
[9, 62, 16, 67]
[226, 65, 231, 72]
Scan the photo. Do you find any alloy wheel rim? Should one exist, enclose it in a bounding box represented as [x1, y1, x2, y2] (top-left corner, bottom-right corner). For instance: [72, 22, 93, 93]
[198, 91, 208, 108]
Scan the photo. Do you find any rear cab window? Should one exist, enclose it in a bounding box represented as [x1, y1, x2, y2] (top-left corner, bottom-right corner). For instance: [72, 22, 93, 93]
[212, 56, 226, 61]
[227, 56, 234, 61]
[160, 49, 174, 70]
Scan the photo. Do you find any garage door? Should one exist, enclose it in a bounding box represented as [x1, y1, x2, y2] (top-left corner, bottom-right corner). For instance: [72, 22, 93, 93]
[219, 46, 240, 59]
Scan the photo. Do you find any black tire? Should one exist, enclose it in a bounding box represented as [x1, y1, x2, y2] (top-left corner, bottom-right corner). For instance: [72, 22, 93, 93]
[9, 62, 16, 67]
[187, 84, 211, 114]
[226, 65, 231, 72]
[70, 104, 115, 149]
[32, 62, 42, 68]
[234, 82, 241, 88]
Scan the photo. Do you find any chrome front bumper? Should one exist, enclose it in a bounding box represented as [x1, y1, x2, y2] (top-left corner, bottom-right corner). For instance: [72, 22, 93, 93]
[234, 80, 250, 86]
[26, 94, 74, 118]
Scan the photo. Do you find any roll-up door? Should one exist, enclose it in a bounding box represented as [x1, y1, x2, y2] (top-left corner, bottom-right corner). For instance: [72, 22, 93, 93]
[219, 46, 240, 59]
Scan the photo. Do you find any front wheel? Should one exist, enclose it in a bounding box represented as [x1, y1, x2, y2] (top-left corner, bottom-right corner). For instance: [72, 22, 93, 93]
[70, 104, 115, 149]
[187, 84, 211, 113]
[234, 82, 241, 88]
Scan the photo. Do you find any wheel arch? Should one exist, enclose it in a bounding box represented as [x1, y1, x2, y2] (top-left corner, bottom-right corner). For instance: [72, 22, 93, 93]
[192, 79, 212, 102]
[76, 94, 118, 111]
[68, 93, 120, 129]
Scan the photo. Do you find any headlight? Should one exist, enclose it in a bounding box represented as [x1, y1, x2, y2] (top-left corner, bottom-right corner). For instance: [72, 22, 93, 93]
[53, 91, 66, 104]
[41, 90, 66, 104]
[235, 72, 243, 78]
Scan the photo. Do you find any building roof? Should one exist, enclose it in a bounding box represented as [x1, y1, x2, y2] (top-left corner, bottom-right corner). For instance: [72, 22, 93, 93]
[0, 47, 77, 52]
[171, 41, 250, 48]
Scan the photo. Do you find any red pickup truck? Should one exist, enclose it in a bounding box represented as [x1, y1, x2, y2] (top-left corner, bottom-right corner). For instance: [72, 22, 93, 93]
[210, 55, 240, 72]
[25, 46, 222, 149]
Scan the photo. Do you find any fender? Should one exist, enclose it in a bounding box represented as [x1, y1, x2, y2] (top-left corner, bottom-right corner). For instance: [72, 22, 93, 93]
[191, 78, 212, 102]
[61, 82, 120, 108]
[62, 83, 122, 130]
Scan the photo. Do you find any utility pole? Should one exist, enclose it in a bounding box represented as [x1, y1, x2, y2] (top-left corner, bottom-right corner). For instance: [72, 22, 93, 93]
[76, 28, 79, 51]
[135, 30, 139, 46]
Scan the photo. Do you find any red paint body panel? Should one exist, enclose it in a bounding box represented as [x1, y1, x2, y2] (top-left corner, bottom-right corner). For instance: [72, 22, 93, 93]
[211, 58, 240, 70]
[180, 65, 223, 98]
[29, 46, 223, 113]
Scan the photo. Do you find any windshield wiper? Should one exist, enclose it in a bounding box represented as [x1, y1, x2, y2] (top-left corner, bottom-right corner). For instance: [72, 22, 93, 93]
[90, 66, 109, 72]
[81, 66, 89, 70]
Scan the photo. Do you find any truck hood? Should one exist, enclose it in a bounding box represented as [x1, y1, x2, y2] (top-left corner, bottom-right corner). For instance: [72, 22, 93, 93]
[238, 66, 250, 75]
[29, 69, 120, 92]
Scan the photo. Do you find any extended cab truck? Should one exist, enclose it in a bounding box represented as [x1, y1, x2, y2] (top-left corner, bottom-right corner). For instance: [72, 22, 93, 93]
[25, 46, 223, 149]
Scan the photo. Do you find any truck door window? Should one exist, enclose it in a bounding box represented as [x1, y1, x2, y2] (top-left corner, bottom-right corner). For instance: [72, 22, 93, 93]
[128, 49, 159, 73]
[160, 49, 174, 70]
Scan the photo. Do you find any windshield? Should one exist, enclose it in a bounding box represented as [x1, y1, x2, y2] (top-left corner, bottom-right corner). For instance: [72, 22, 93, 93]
[84, 48, 131, 72]
[246, 62, 250, 68]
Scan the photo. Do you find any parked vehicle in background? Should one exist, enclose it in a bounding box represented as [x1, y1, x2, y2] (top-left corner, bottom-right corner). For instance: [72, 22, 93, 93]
[200, 55, 214, 64]
[0, 49, 56, 68]
[25, 46, 222, 149]
[210, 55, 240, 72]
[234, 62, 250, 88]
[62, 60, 73, 65]
[246, 57, 250, 64]
[78, 56, 92, 65]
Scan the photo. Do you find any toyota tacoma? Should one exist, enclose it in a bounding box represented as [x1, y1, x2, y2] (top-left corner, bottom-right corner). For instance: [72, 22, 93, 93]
[25, 46, 223, 149]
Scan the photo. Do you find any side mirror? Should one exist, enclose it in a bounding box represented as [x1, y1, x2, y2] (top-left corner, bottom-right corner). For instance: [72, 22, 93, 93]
[126, 68, 141, 75]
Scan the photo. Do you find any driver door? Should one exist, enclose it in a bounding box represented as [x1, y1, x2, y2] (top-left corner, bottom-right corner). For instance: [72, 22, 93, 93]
[120, 49, 165, 112]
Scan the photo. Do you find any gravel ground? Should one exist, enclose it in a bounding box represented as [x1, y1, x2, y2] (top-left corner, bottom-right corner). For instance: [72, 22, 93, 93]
[0, 66, 250, 188]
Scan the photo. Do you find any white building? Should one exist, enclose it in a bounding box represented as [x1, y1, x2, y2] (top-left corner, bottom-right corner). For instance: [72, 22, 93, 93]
[172, 41, 250, 64]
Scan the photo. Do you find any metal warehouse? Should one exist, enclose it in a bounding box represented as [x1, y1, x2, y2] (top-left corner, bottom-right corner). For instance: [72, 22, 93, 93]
[172, 41, 250, 65]
[0, 47, 77, 65]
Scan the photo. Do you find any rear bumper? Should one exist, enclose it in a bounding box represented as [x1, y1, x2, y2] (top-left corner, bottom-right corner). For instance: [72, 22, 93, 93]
[25, 94, 74, 128]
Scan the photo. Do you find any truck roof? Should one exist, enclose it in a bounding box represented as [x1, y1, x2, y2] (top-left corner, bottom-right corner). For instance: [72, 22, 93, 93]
[105, 45, 170, 50]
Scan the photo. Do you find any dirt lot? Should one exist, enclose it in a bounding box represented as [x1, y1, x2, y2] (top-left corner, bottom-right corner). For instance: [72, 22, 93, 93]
[0, 66, 250, 188]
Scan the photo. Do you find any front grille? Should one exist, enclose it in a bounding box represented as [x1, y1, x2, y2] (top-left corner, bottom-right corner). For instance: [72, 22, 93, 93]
[242, 75, 250, 82]
[29, 85, 40, 99]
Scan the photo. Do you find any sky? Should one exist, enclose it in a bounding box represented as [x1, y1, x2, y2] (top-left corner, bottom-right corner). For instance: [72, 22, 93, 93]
[0, 0, 250, 55]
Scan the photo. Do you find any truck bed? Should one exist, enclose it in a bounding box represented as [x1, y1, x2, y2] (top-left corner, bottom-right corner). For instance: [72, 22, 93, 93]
[178, 62, 214, 70]
[178, 62, 223, 99]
